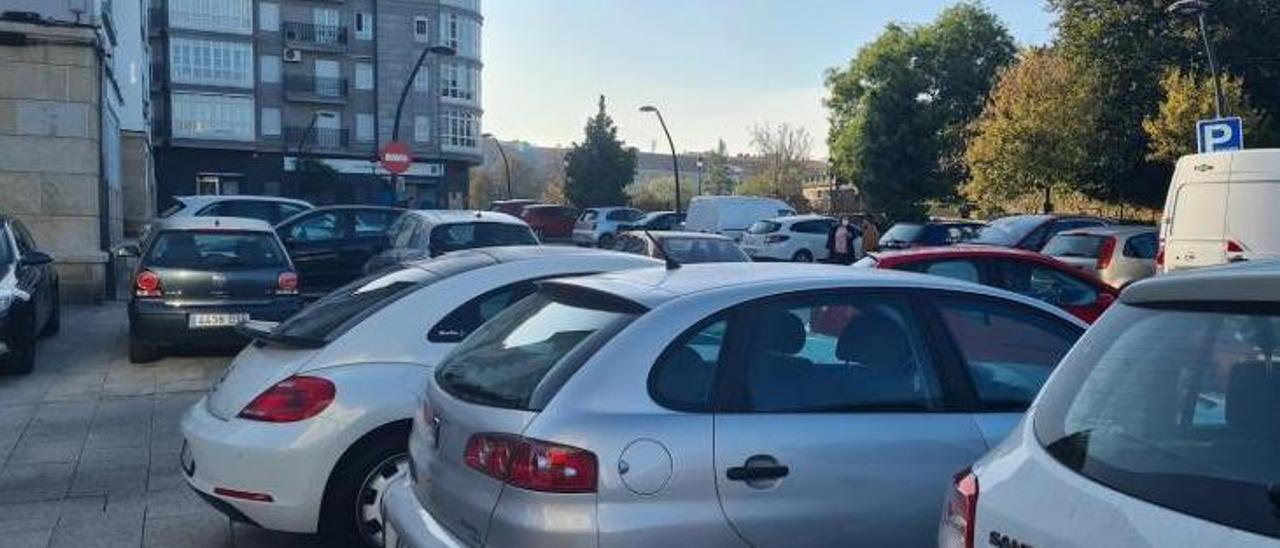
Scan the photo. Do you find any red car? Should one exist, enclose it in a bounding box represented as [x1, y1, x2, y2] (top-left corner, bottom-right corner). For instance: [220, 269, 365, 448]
[489, 199, 540, 217]
[856, 245, 1118, 323]
[521, 204, 580, 240]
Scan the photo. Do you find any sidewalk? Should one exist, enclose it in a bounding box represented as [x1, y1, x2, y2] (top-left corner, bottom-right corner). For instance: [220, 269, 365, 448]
[0, 303, 321, 548]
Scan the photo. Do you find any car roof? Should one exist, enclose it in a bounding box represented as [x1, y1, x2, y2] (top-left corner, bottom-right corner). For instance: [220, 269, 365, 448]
[583, 206, 640, 212]
[1124, 260, 1280, 305]
[276, 205, 405, 227]
[870, 244, 1049, 262]
[153, 216, 275, 232]
[403, 245, 661, 270]
[1056, 225, 1157, 238]
[405, 209, 527, 225]
[548, 262, 1085, 324]
[772, 214, 833, 223]
[640, 231, 733, 241]
[175, 195, 314, 208]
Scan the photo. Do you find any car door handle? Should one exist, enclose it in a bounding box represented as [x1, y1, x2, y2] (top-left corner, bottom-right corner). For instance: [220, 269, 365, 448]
[726, 462, 789, 482]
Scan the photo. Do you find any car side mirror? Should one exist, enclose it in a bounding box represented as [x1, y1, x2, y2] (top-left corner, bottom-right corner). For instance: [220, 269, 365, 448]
[20, 251, 53, 266]
[113, 243, 141, 258]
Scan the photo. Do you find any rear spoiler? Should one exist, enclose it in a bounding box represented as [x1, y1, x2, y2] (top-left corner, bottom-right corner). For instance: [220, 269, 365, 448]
[235, 320, 326, 349]
[535, 281, 649, 315]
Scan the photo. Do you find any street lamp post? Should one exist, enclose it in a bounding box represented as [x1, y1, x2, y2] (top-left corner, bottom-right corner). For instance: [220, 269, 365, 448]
[482, 133, 513, 199]
[639, 105, 682, 214]
[696, 157, 704, 197]
[294, 111, 337, 198]
[390, 43, 456, 142]
[1168, 0, 1225, 118]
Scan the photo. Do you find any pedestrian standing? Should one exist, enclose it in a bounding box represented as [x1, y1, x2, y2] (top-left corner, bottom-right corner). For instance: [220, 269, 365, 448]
[861, 216, 880, 256]
[827, 216, 856, 265]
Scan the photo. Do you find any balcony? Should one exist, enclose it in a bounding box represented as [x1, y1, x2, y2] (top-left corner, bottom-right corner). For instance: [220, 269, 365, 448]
[283, 22, 348, 51]
[284, 75, 348, 104]
[285, 127, 350, 151]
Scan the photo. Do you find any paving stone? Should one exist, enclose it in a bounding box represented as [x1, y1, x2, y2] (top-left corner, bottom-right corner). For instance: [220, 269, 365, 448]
[78, 445, 149, 471]
[0, 495, 105, 534]
[68, 464, 147, 497]
[142, 511, 232, 548]
[0, 462, 75, 503]
[84, 425, 150, 450]
[48, 504, 144, 548]
[0, 528, 54, 548]
[6, 438, 83, 464]
[144, 486, 219, 519]
[230, 523, 319, 548]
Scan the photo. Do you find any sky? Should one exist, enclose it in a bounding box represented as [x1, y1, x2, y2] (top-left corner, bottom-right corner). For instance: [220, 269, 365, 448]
[481, 0, 1057, 159]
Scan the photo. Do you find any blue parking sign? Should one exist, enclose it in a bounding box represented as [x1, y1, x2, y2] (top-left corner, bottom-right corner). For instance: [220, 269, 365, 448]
[1197, 117, 1244, 153]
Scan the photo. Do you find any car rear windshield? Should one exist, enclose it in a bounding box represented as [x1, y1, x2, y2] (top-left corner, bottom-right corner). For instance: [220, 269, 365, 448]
[431, 222, 538, 255]
[747, 220, 781, 234]
[1035, 302, 1280, 539]
[662, 237, 748, 263]
[271, 265, 438, 344]
[879, 223, 924, 246]
[158, 202, 186, 219]
[145, 231, 287, 270]
[0, 227, 12, 266]
[1042, 234, 1106, 258]
[435, 290, 639, 411]
[972, 216, 1045, 246]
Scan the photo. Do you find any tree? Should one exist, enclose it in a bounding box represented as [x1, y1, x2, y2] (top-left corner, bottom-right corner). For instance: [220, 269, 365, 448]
[1143, 68, 1264, 164]
[826, 2, 1016, 221]
[703, 139, 735, 195]
[564, 96, 637, 208]
[744, 123, 814, 207]
[468, 145, 545, 209]
[963, 49, 1097, 214]
[627, 177, 696, 212]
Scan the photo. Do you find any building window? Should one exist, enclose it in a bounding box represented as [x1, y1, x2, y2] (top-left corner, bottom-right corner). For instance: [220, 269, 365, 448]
[170, 38, 254, 88]
[169, 0, 252, 34]
[356, 113, 374, 143]
[355, 12, 372, 40]
[440, 62, 478, 103]
[261, 107, 281, 136]
[259, 55, 281, 83]
[171, 93, 255, 141]
[440, 13, 480, 58]
[355, 63, 373, 91]
[413, 16, 429, 43]
[258, 2, 279, 32]
[414, 115, 431, 142]
[313, 8, 341, 45]
[413, 69, 429, 92]
[439, 109, 478, 149]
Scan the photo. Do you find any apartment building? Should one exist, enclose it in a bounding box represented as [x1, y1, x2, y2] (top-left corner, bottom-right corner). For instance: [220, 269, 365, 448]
[149, 0, 483, 208]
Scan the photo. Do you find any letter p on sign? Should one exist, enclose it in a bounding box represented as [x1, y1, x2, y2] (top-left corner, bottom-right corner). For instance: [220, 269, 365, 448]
[1197, 117, 1244, 154]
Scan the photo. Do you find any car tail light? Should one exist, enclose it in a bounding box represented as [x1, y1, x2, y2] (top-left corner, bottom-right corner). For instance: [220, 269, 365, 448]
[214, 487, 274, 503]
[135, 270, 162, 298]
[238, 376, 335, 423]
[465, 433, 597, 493]
[1096, 236, 1117, 270]
[1226, 239, 1245, 254]
[764, 235, 790, 244]
[939, 469, 979, 548]
[1156, 240, 1166, 268]
[276, 271, 299, 296]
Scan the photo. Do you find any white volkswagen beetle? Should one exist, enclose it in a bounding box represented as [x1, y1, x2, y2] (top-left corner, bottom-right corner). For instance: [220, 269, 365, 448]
[179, 247, 660, 547]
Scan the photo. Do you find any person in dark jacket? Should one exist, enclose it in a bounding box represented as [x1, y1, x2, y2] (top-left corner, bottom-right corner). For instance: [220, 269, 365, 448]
[826, 216, 858, 265]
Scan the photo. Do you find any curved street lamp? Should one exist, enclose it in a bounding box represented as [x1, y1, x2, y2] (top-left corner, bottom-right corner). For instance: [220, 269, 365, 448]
[481, 133, 513, 199]
[1168, 0, 1225, 118]
[391, 44, 457, 142]
[639, 105, 682, 214]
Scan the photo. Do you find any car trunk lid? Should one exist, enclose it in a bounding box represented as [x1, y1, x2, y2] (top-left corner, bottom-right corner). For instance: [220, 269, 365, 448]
[205, 341, 321, 420]
[150, 267, 282, 304]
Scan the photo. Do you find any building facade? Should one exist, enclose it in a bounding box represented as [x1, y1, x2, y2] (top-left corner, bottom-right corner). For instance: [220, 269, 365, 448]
[148, 0, 483, 209]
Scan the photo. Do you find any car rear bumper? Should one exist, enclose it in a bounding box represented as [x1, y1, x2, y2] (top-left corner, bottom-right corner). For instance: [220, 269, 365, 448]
[382, 474, 468, 548]
[571, 230, 598, 245]
[128, 299, 302, 347]
[180, 396, 338, 534]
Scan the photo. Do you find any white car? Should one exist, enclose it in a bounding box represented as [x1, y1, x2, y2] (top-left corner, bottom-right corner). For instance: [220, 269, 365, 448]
[572, 207, 646, 248]
[180, 247, 660, 547]
[739, 214, 841, 262]
[1159, 149, 1280, 272]
[683, 196, 796, 242]
[941, 260, 1280, 548]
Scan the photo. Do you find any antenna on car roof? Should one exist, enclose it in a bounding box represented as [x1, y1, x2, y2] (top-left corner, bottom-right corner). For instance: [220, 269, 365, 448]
[645, 230, 680, 270]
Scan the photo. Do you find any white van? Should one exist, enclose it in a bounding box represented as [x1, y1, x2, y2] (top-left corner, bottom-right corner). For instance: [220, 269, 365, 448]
[683, 196, 796, 242]
[1160, 149, 1280, 273]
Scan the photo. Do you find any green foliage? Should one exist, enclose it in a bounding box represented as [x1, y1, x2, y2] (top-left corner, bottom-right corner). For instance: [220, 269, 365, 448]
[627, 177, 695, 212]
[564, 96, 637, 208]
[703, 140, 735, 195]
[1143, 68, 1264, 164]
[826, 2, 1016, 222]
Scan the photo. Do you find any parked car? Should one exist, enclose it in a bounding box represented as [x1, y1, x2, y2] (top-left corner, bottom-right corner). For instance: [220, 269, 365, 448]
[612, 231, 750, 264]
[572, 206, 645, 248]
[739, 214, 839, 262]
[275, 206, 404, 298]
[382, 263, 1086, 548]
[945, 260, 1280, 548]
[488, 198, 540, 217]
[1159, 149, 1280, 273]
[619, 211, 685, 232]
[969, 214, 1109, 252]
[877, 220, 984, 250]
[158, 195, 313, 225]
[364, 210, 539, 274]
[520, 204, 580, 240]
[1042, 225, 1158, 288]
[117, 217, 303, 363]
[0, 216, 59, 375]
[684, 195, 796, 241]
[180, 247, 660, 547]
[856, 246, 1118, 322]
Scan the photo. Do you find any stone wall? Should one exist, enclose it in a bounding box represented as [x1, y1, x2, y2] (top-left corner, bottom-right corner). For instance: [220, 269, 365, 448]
[0, 21, 114, 303]
[120, 130, 154, 237]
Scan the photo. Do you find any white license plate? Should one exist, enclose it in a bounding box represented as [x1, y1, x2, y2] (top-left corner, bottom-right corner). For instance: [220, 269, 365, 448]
[188, 313, 250, 329]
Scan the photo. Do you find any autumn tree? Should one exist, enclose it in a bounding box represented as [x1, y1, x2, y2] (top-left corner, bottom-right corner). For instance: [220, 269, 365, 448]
[740, 123, 814, 208]
[1143, 68, 1264, 164]
[703, 139, 735, 195]
[627, 177, 696, 212]
[564, 96, 637, 208]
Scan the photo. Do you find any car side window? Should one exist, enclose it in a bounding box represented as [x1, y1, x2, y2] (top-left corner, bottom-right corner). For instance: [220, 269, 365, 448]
[1019, 224, 1050, 250]
[995, 260, 1098, 307]
[650, 318, 730, 411]
[392, 217, 419, 248]
[354, 210, 399, 236]
[225, 201, 277, 222]
[614, 234, 645, 255]
[934, 295, 1080, 409]
[286, 212, 345, 242]
[277, 203, 308, 223]
[1123, 232, 1158, 259]
[428, 281, 539, 343]
[11, 221, 36, 253]
[919, 260, 981, 284]
[736, 293, 942, 413]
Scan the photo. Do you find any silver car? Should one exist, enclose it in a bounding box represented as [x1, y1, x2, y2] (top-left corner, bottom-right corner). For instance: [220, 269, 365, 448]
[1042, 225, 1159, 288]
[383, 263, 1087, 548]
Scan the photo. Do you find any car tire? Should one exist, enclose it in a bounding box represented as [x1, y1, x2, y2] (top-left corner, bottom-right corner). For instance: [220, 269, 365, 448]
[793, 249, 814, 263]
[320, 428, 410, 548]
[597, 233, 616, 249]
[128, 336, 160, 364]
[1, 311, 36, 375]
[40, 295, 60, 338]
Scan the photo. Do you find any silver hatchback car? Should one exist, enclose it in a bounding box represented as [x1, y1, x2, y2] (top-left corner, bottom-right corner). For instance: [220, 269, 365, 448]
[383, 263, 1086, 548]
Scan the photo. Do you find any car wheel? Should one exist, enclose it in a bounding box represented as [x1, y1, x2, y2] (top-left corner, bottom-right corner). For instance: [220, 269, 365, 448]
[793, 249, 814, 263]
[128, 336, 160, 364]
[597, 233, 615, 249]
[40, 295, 60, 338]
[321, 431, 409, 548]
[1, 314, 36, 375]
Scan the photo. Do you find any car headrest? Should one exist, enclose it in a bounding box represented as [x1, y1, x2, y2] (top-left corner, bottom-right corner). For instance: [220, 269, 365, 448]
[757, 311, 806, 355]
[1226, 362, 1280, 439]
[836, 310, 913, 368]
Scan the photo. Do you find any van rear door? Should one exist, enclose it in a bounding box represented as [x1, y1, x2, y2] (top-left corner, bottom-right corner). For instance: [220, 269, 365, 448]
[1224, 171, 1280, 263]
[1164, 154, 1232, 272]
